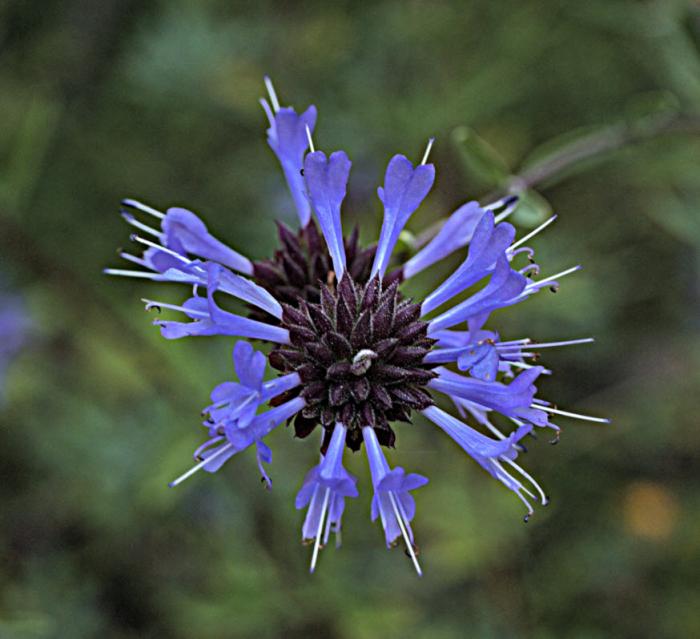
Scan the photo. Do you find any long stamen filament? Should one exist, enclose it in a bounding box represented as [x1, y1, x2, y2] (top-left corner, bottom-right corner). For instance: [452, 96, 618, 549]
[121, 199, 165, 219]
[264, 76, 280, 112]
[141, 298, 209, 318]
[130, 235, 200, 269]
[121, 213, 163, 239]
[387, 492, 422, 576]
[421, 137, 435, 165]
[103, 269, 167, 280]
[119, 252, 148, 267]
[510, 215, 557, 250]
[168, 443, 233, 487]
[531, 404, 609, 424]
[310, 487, 331, 573]
[500, 457, 548, 505]
[518, 337, 594, 350]
[527, 265, 581, 290]
[305, 125, 315, 152]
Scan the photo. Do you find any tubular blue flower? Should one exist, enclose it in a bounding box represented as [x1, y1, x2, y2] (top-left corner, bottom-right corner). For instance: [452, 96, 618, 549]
[171, 392, 306, 486]
[429, 365, 552, 428]
[427, 256, 528, 335]
[261, 77, 317, 226]
[0, 291, 30, 401]
[106, 77, 606, 575]
[363, 426, 428, 575]
[421, 210, 516, 315]
[402, 201, 485, 279]
[303, 150, 351, 277]
[118, 200, 253, 275]
[295, 422, 359, 571]
[150, 263, 289, 343]
[422, 405, 547, 520]
[206, 341, 301, 429]
[424, 329, 551, 381]
[371, 154, 435, 278]
[162, 207, 254, 274]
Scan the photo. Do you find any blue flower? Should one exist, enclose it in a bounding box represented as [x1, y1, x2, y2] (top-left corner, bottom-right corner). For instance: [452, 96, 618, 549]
[0, 291, 30, 402]
[107, 77, 606, 575]
[295, 422, 358, 571]
[363, 425, 428, 575]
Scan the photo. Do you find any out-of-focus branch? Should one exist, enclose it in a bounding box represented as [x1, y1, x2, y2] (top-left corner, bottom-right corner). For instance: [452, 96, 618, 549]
[415, 113, 700, 249]
[506, 114, 700, 195]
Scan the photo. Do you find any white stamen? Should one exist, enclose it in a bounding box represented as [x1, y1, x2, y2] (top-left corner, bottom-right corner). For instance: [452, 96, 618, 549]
[527, 265, 581, 290]
[131, 236, 206, 276]
[482, 419, 507, 440]
[121, 213, 163, 239]
[141, 298, 209, 318]
[519, 337, 594, 350]
[510, 215, 557, 251]
[492, 196, 520, 222]
[421, 137, 435, 165]
[264, 76, 280, 113]
[500, 457, 548, 505]
[119, 252, 148, 267]
[130, 235, 189, 264]
[518, 264, 540, 277]
[506, 361, 552, 374]
[168, 443, 233, 487]
[531, 404, 609, 424]
[103, 268, 166, 280]
[322, 497, 334, 546]
[388, 492, 422, 576]
[305, 125, 315, 152]
[310, 487, 330, 573]
[513, 488, 535, 520]
[484, 195, 517, 212]
[496, 338, 532, 348]
[121, 199, 165, 219]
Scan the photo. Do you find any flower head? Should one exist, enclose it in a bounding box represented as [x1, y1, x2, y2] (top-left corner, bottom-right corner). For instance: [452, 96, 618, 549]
[106, 78, 607, 574]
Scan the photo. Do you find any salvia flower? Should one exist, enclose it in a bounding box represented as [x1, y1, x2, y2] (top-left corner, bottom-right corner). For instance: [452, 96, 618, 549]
[0, 290, 31, 402]
[106, 78, 607, 574]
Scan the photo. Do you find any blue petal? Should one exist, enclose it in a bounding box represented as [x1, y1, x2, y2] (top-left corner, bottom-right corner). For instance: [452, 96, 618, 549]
[422, 211, 515, 314]
[210, 263, 282, 319]
[163, 207, 253, 274]
[428, 257, 527, 333]
[154, 286, 290, 343]
[233, 341, 266, 390]
[423, 405, 526, 461]
[199, 439, 238, 473]
[371, 155, 435, 277]
[303, 150, 350, 276]
[403, 201, 485, 278]
[428, 367, 545, 423]
[469, 346, 500, 382]
[264, 105, 317, 226]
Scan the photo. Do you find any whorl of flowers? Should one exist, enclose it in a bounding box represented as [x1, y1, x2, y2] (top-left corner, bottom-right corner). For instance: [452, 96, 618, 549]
[106, 78, 607, 575]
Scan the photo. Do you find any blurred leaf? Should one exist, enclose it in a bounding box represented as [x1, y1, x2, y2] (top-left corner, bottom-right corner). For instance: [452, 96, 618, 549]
[451, 125, 511, 189]
[624, 90, 681, 135]
[511, 189, 552, 227]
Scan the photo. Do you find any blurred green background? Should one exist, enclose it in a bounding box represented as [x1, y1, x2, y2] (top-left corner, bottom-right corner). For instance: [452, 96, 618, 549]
[1, 1, 699, 637]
